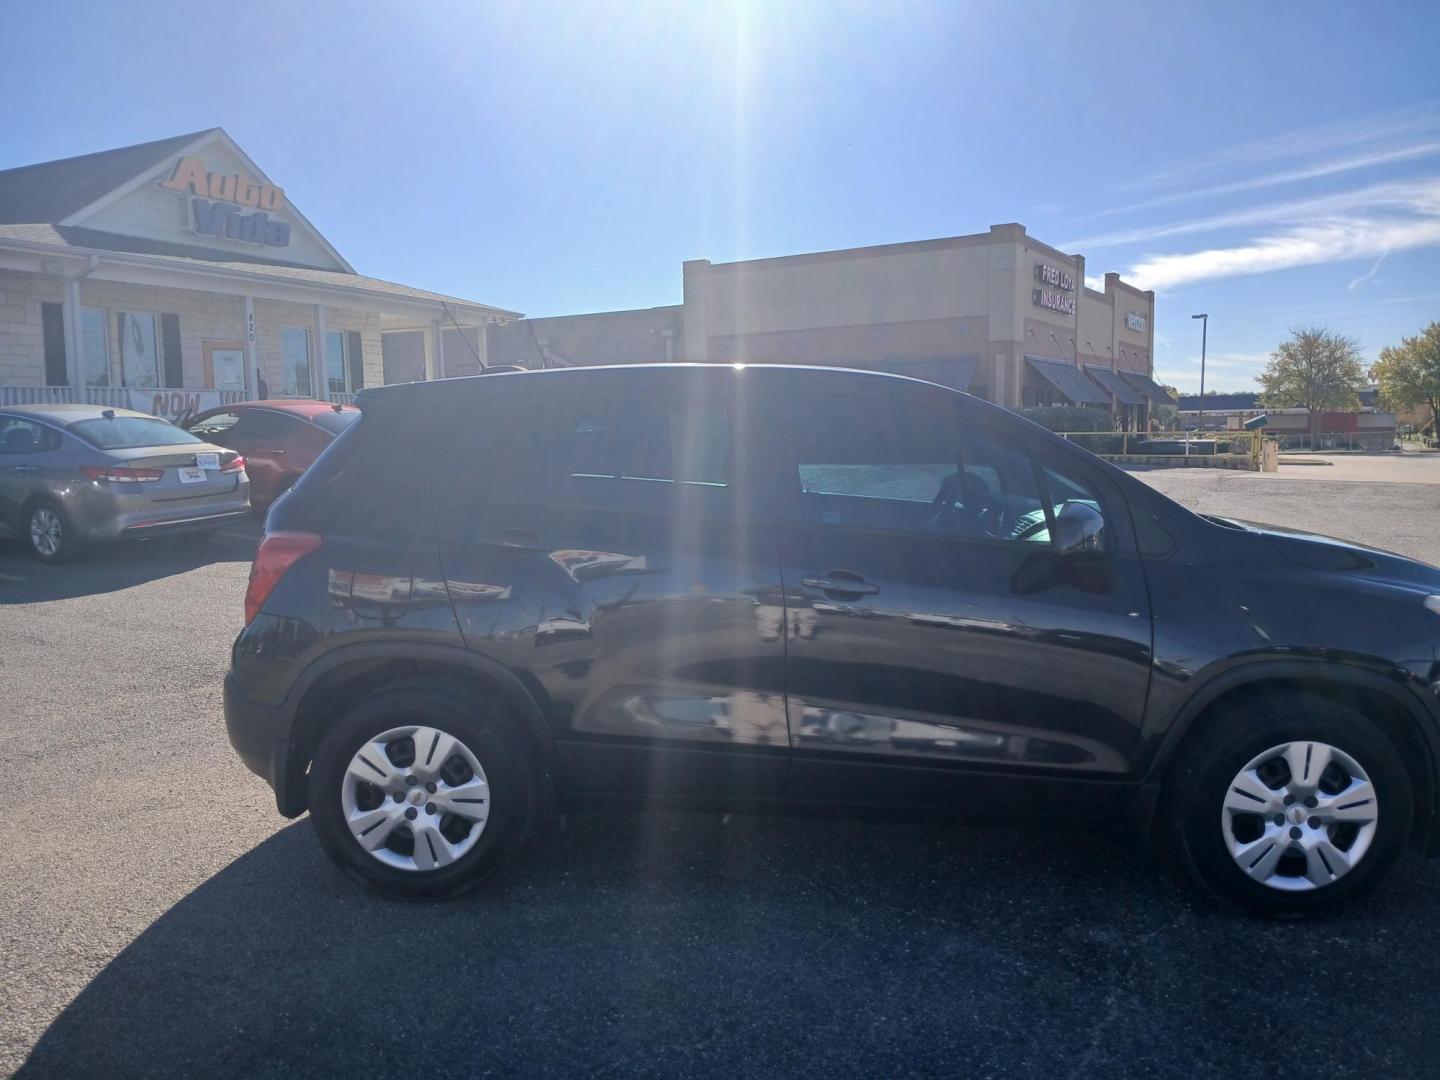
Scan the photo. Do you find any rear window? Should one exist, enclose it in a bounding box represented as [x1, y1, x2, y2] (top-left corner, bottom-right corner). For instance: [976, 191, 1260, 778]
[70, 416, 203, 450]
[310, 409, 360, 436]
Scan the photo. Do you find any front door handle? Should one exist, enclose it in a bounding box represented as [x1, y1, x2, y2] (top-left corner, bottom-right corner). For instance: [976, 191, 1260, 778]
[802, 572, 879, 597]
[12, 465, 37, 473]
[498, 528, 549, 551]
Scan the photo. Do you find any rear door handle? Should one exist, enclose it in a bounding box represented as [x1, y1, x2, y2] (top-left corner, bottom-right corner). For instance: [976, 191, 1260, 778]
[12, 465, 36, 473]
[802, 572, 879, 597]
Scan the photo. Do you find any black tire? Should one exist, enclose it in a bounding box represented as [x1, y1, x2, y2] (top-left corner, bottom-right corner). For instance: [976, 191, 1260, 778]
[25, 498, 82, 564]
[1167, 693, 1413, 917]
[308, 681, 537, 899]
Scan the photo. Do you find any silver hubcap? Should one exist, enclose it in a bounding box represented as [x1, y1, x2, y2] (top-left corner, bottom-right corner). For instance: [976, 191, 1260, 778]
[30, 508, 61, 557]
[341, 724, 491, 872]
[1221, 740, 1378, 892]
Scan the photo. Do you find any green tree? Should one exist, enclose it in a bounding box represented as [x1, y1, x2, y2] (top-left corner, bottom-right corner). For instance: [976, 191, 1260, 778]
[1258, 326, 1367, 439]
[1372, 321, 1440, 436]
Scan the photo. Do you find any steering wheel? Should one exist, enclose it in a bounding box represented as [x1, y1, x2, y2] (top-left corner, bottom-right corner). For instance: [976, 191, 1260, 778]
[925, 471, 995, 537]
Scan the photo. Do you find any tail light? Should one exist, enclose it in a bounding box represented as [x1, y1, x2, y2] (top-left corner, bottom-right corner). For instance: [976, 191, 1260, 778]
[245, 531, 323, 625]
[220, 455, 246, 474]
[81, 465, 163, 483]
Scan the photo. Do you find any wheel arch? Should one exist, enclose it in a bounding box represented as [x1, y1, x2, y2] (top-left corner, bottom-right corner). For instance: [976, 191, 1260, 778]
[1144, 659, 1440, 853]
[277, 643, 556, 818]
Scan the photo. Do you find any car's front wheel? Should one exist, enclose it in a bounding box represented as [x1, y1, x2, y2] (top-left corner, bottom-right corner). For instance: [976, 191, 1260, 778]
[1168, 694, 1413, 917]
[308, 682, 536, 899]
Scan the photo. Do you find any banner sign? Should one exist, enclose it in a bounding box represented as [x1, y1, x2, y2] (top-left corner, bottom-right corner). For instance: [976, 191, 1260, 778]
[125, 388, 226, 424]
[1126, 311, 1148, 332]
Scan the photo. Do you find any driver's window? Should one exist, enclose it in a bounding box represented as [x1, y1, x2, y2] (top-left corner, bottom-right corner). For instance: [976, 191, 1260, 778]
[788, 392, 1045, 543]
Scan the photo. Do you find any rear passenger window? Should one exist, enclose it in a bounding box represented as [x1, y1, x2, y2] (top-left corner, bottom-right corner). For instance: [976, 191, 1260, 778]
[486, 396, 730, 512]
[0, 417, 60, 453]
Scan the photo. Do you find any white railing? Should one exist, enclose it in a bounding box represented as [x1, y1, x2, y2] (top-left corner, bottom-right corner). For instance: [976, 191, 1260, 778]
[327, 392, 359, 405]
[2, 386, 250, 408]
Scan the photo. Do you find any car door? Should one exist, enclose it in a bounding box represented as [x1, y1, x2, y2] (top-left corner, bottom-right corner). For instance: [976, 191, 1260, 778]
[0, 415, 63, 537]
[221, 409, 310, 504]
[434, 374, 790, 800]
[775, 378, 1154, 814]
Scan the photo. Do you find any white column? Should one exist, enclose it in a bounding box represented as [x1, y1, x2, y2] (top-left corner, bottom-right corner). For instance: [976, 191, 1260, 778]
[243, 297, 259, 398]
[314, 305, 329, 399]
[432, 319, 446, 381]
[62, 276, 83, 393]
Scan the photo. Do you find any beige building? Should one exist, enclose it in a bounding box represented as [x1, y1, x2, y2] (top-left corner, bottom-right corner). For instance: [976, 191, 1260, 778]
[489, 223, 1166, 421]
[0, 129, 517, 417]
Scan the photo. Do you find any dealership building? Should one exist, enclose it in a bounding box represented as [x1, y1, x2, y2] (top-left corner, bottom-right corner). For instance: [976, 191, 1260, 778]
[488, 223, 1168, 421]
[0, 129, 517, 417]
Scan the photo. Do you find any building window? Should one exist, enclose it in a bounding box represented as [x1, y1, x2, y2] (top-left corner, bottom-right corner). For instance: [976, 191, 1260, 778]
[325, 330, 348, 395]
[280, 327, 312, 397]
[80, 307, 109, 387]
[117, 311, 160, 388]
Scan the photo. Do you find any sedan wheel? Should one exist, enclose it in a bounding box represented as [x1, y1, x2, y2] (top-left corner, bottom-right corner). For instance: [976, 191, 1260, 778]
[1220, 740, 1378, 892]
[341, 724, 492, 872]
[28, 505, 65, 560]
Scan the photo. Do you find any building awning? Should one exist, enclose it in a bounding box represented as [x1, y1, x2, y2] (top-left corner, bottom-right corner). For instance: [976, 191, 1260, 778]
[1084, 365, 1146, 405]
[1120, 371, 1175, 405]
[1024, 355, 1109, 405]
[868, 355, 977, 391]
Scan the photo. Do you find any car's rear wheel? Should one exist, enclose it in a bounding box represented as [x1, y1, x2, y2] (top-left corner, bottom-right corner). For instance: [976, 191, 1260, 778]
[308, 682, 536, 899]
[1167, 694, 1412, 917]
[26, 499, 80, 563]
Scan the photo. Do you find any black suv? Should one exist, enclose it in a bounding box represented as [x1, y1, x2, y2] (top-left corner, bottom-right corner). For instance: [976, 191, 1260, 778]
[225, 364, 1440, 914]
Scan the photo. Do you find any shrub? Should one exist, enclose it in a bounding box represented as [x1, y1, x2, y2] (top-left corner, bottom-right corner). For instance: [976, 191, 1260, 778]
[1015, 405, 1111, 433]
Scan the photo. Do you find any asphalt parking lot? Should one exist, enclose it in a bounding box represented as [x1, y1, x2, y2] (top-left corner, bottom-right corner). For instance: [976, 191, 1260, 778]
[4, 458, 1440, 1079]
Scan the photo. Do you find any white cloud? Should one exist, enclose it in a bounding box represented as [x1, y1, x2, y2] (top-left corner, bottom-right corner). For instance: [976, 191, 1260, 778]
[1347, 250, 1389, 291]
[1125, 215, 1440, 292]
[1066, 177, 1440, 250]
[1087, 139, 1440, 221]
[1113, 105, 1440, 192]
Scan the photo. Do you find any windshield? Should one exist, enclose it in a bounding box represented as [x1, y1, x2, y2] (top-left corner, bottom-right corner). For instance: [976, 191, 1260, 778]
[311, 409, 361, 436]
[70, 416, 204, 450]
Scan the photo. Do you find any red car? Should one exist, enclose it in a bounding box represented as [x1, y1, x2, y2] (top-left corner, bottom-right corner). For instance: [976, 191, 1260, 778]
[184, 400, 359, 508]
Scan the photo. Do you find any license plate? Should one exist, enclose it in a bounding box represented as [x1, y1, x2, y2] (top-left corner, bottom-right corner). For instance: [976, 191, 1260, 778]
[195, 452, 220, 470]
[178, 466, 206, 484]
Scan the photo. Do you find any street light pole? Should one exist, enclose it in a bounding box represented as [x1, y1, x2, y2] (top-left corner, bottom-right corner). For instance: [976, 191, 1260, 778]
[1192, 313, 1208, 437]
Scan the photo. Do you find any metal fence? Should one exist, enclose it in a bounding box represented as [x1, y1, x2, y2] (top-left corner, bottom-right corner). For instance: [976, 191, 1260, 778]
[1054, 430, 1264, 459]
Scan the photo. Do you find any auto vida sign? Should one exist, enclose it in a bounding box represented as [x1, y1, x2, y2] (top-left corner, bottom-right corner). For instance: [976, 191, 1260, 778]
[159, 156, 291, 249]
[1032, 262, 1076, 316]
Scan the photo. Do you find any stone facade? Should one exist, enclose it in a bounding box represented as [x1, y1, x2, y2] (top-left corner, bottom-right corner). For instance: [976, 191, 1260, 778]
[0, 269, 385, 396]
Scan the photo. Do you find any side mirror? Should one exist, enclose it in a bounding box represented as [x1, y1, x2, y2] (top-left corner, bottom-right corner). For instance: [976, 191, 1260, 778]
[1052, 500, 1106, 555]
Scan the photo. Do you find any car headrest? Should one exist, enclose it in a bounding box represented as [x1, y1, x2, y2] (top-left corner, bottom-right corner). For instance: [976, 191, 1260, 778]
[3, 427, 36, 453]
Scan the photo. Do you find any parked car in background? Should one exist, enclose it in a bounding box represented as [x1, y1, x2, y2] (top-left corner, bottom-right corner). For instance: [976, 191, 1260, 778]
[225, 364, 1440, 915]
[0, 404, 249, 562]
[184, 401, 360, 509]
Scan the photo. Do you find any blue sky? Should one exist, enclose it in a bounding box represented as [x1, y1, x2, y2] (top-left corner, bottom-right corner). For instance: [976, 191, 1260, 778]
[3, 0, 1437, 392]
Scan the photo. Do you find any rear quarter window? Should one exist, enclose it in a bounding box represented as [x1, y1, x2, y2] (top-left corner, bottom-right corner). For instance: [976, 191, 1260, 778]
[70, 416, 203, 450]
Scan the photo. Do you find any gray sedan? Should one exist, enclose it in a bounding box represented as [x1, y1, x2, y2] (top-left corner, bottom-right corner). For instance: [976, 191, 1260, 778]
[0, 404, 250, 562]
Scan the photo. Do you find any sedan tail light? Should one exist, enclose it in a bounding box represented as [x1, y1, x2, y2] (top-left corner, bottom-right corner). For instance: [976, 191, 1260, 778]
[81, 465, 163, 483]
[220, 455, 246, 474]
[245, 532, 323, 625]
